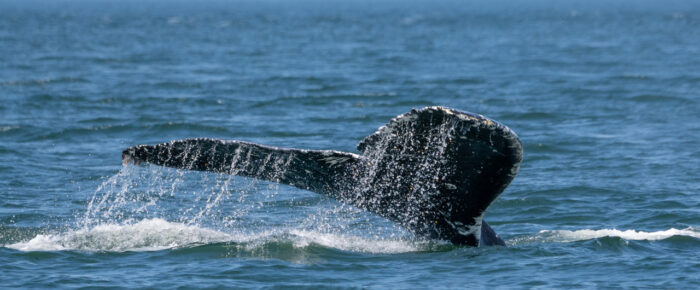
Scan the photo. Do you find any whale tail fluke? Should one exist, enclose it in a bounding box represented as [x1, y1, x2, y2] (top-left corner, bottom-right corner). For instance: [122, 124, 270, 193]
[122, 106, 522, 247]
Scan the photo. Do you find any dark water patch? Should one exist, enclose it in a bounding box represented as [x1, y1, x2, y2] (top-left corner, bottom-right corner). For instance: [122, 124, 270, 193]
[375, 54, 414, 65]
[262, 75, 348, 84]
[519, 185, 618, 200]
[118, 52, 177, 65]
[424, 77, 486, 85]
[529, 215, 606, 226]
[307, 115, 377, 123]
[26, 93, 88, 103]
[22, 122, 235, 143]
[250, 93, 398, 108]
[33, 55, 74, 62]
[0, 202, 27, 209]
[492, 196, 555, 208]
[640, 200, 687, 209]
[522, 142, 583, 155]
[25, 124, 136, 142]
[76, 117, 126, 125]
[520, 58, 577, 68]
[86, 95, 233, 108]
[0, 143, 21, 156]
[632, 212, 697, 225]
[610, 74, 655, 81]
[509, 111, 561, 121]
[147, 122, 234, 135]
[654, 235, 700, 250]
[627, 94, 691, 103]
[0, 77, 90, 87]
[668, 75, 700, 84]
[152, 80, 204, 89]
[372, 99, 436, 108]
[8, 248, 68, 260]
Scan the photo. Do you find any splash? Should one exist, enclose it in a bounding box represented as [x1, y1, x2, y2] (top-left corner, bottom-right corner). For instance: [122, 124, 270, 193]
[6, 218, 424, 254]
[7, 154, 418, 253]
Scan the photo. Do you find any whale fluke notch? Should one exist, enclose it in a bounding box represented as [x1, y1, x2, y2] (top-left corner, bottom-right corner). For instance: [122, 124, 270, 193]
[122, 106, 522, 246]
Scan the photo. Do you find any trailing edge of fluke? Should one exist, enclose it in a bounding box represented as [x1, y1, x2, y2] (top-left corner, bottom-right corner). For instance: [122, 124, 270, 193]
[122, 106, 522, 246]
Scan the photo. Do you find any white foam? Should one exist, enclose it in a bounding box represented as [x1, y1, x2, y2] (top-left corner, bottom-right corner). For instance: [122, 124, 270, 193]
[6, 218, 232, 252]
[5, 218, 424, 254]
[537, 227, 699, 243]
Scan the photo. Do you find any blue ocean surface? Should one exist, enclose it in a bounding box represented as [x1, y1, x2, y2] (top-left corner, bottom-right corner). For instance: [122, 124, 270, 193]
[1, 0, 699, 288]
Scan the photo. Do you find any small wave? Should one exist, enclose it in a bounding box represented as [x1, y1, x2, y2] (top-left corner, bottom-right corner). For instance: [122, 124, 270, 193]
[533, 227, 699, 243]
[5, 219, 424, 254]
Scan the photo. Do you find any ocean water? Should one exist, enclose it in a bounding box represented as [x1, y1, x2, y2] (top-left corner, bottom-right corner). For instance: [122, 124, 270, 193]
[1, 0, 699, 288]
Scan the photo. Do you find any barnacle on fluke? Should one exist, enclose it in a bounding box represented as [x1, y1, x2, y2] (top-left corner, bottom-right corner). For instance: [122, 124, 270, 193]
[123, 106, 522, 246]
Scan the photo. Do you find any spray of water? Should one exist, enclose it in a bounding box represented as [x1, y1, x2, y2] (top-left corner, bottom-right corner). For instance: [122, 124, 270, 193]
[8, 142, 427, 253]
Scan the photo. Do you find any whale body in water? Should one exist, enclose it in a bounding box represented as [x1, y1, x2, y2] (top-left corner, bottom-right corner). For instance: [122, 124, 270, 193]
[122, 106, 522, 246]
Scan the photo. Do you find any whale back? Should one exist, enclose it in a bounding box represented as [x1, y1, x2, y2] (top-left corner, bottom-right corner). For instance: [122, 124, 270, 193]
[351, 107, 522, 245]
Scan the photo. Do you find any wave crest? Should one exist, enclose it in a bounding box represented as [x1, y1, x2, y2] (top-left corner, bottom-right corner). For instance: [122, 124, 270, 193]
[534, 227, 699, 243]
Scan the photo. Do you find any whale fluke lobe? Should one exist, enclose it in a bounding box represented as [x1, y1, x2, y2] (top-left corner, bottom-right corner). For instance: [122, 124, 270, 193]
[122, 106, 522, 246]
[122, 139, 360, 197]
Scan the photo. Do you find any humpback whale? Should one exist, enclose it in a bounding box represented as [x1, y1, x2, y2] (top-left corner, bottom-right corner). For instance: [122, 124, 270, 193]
[122, 106, 522, 246]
